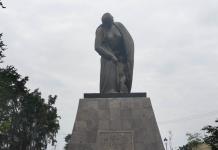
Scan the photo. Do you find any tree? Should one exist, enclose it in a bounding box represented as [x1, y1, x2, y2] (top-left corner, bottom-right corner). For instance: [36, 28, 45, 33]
[178, 132, 204, 150]
[0, 33, 6, 63]
[0, 66, 60, 150]
[178, 144, 188, 150]
[0, 11, 60, 150]
[0, 0, 6, 8]
[64, 134, 72, 150]
[202, 119, 218, 150]
[0, 0, 6, 61]
[186, 132, 204, 150]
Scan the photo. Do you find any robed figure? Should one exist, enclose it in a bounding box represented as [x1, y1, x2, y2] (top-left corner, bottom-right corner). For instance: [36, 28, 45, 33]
[95, 13, 134, 93]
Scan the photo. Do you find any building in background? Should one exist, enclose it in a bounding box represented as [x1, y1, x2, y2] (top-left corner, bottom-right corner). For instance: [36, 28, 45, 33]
[192, 144, 211, 150]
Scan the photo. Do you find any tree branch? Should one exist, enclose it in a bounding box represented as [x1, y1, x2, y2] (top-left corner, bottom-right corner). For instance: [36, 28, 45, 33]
[0, 0, 6, 8]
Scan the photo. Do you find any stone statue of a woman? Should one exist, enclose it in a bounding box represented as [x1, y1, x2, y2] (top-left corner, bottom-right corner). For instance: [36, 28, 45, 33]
[95, 13, 134, 93]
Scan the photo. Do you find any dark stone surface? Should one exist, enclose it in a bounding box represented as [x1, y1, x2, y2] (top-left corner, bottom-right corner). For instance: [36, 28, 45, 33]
[84, 92, 146, 98]
[68, 96, 164, 150]
[95, 13, 134, 93]
[97, 131, 133, 150]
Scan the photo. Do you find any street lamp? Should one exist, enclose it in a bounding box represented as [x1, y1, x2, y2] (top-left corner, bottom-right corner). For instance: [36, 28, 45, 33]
[164, 137, 168, 150]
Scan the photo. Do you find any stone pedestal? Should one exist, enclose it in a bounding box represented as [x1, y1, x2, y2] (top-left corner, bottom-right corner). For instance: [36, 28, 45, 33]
[68, 93, 164, 150]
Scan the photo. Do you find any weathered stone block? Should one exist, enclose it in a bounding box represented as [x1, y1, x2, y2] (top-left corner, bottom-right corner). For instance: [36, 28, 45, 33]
[68, 93, 164, 150]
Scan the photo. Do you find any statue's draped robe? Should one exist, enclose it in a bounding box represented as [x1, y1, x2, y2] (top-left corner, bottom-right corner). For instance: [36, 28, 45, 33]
[95, 22, 134, 93]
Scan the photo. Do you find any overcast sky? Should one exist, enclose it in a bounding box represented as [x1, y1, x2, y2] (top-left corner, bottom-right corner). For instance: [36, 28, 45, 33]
[1, 0, 218, 149]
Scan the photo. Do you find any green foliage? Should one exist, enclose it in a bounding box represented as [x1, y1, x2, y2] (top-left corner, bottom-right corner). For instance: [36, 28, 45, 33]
[0, 66, 60, 150]
[0, 31, 60, 150]
[202, 119, 218, 150]
[186, 132, 204, 148]
[177, 132, 203, 150]
[0, 33, 6, 63]
[0, 0, 6, 8]
[64, 134, 72, 150]
[178, 144, 188, 150]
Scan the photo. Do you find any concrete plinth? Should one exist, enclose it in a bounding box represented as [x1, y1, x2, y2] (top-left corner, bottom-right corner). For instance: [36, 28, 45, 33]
[68, 93, 164, 150]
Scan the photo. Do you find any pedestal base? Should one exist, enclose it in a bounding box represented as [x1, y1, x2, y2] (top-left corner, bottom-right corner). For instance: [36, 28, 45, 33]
[68, 93, 164, 150]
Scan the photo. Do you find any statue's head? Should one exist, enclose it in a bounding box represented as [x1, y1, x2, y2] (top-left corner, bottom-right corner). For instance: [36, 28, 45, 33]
[101, 13, 114, 28]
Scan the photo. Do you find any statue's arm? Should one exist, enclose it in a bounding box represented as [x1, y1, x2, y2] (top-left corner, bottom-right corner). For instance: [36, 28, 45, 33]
[95, 28, 117, 61]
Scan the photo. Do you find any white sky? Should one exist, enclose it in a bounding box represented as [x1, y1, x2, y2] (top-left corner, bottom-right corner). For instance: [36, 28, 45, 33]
[1, 0, 218, 149]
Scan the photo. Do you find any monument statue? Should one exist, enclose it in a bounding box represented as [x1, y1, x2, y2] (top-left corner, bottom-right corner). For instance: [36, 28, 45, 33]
[68, 13, 165, 150]
[95, 13, 134, 94]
